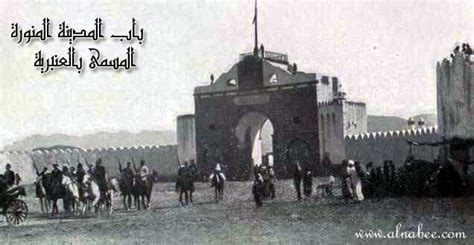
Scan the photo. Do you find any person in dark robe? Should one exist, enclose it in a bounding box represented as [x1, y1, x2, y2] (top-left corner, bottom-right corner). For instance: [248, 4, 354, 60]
[292, 161, 303, 201]
[70, 166, 76, 180]
[252, 173, 264, 207]
[388, 160, 396, 197]
[50, 163, 64, 198]
[341, 160, 353, 202]
[465, 43, 472, 55]
[374, 166, 383, 199]
[4, 163, 15, 186]
[268, 165, 276, 199]
[189, 159, 198, 181]
[94, 159, 108, 194]
[76, 163, 85, 186]
[365, 162, 374, 198]
[321, 153, 333, 177]
[51, 164, 63, 185]
[382, 160, 390, 197]
[0, 176, 8, 195]
[303, 167, 313, 198]
[120, 162, 135, 181]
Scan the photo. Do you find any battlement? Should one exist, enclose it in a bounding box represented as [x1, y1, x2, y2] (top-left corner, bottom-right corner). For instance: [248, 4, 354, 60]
[317, 100, 365, 107]
[0, 144, 178, 156]
[317, 100, 343, 107]
[345, 126, 438, 141]
[344, 126, 441, 167]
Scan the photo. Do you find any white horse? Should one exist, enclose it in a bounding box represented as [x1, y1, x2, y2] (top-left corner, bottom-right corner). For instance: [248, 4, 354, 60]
[61, 175, 80, 213]
[81, 174, 101, 214]
[106, 177, 120, 214]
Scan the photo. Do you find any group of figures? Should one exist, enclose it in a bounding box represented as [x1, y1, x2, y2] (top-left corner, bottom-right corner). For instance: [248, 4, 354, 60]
[175, 161, 227, 205]
[3, 150, 469, 221]
[252, 164, 276, 207]
[362, 158, 468, 198]
[451, 42, 473, 59]
[33, 158, 159, 216]
[338, 156, 470, 201]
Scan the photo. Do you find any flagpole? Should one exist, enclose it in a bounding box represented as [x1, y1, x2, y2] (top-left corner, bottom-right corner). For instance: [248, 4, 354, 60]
[253, 0, 258, 56]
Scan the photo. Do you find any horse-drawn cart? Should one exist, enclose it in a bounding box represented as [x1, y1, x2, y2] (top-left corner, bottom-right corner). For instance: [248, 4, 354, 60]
[0, 185, 28, 226]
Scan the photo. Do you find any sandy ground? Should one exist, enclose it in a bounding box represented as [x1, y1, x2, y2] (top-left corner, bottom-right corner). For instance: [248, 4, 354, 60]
[1, 180, 473, 244]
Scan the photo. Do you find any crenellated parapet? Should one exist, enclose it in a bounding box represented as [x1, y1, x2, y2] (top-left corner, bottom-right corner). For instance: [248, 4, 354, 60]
[344, 126, 441, 167]
[317, 100, 343, 107]
[344, 126, 438, 141]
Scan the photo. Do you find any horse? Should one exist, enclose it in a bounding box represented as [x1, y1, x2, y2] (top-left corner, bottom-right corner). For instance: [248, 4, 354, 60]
[176, 170, 195, 206]
[81, 174, 102, 214]
[80, 174, 119, 214]
[61, 175, 80, 213]
[118, 174, 135, 210]
[210, 172, 225, 203]
[104, 177, 119, 214]
[43, 173, 80, 215]
[133, 172, 159, 210]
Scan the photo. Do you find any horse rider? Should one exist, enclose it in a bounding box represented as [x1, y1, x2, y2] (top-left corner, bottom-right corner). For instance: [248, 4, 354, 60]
[70, 166, 76, 180]
[51, 164, 63, 184]
[210, 163, 226, 186]
[93, 159, 108, 195]
[4, 163, 16, 186]
[176, 163, 186, 192]
[119, 162, 135, 181]
[62, 165, 72, 178]
[189, 159, 198, 179]
[76, 163, 86, 186]
[138, 160, 149, 182]
[177, 162, 186, 176]
[50, 163, 64, 197]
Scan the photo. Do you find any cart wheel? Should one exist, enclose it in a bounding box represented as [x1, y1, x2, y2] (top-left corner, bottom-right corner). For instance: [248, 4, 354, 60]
[5, 199, 28, 227]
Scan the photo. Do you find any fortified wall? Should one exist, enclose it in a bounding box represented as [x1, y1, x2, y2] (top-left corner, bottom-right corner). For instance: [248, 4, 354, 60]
[0, 145, 179, 184]
[344, 126, 440, 167]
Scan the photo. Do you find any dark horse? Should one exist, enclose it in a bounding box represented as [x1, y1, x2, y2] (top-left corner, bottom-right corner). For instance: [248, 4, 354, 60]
[210, 172, 225, 203]
[176, 169, 195, 206]
[118, 174, 134, 210]
[43, 173, 79, 215]
[133, 173, 159, 210]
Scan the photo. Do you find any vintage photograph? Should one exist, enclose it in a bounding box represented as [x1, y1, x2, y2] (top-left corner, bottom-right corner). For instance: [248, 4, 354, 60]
[0, 0, 473, 244]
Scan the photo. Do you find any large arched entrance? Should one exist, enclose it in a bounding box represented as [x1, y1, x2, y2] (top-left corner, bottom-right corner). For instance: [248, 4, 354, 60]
[234, 112, 274, 178]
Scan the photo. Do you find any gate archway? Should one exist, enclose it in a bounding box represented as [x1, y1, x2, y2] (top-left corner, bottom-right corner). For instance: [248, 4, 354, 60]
[194, 54, 320, 180]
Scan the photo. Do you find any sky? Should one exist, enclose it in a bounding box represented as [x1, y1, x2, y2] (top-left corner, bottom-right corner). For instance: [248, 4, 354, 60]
[0, 0, 473, 148]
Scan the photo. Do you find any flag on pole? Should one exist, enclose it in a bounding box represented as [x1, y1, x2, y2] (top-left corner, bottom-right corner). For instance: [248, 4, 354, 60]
[252, 0, 257, 24]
